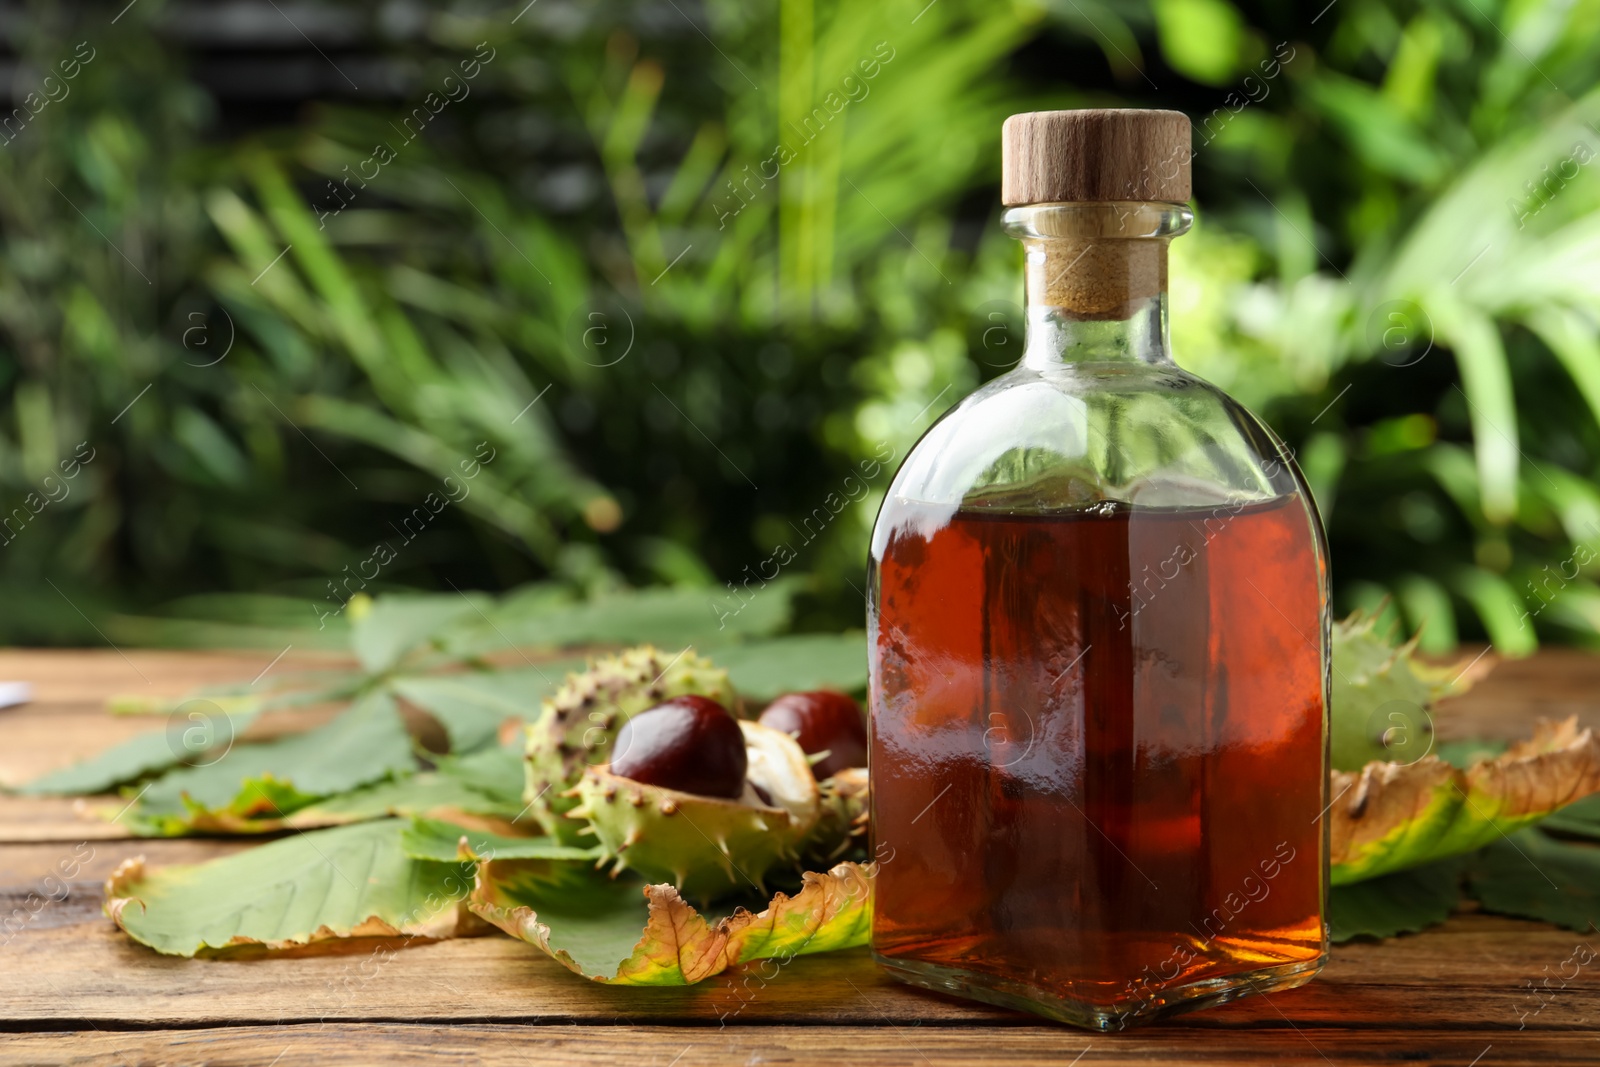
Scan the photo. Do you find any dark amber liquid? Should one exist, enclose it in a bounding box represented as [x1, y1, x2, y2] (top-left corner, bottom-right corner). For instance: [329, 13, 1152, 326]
[869, 497, 1326, 1020]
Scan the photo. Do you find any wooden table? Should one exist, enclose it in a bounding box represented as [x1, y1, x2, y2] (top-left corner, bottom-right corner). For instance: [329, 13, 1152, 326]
[3, 648, 1599, 1066]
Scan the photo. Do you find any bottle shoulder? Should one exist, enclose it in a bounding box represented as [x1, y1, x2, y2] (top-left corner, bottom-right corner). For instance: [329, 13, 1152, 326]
[883, 362, 1306, 515]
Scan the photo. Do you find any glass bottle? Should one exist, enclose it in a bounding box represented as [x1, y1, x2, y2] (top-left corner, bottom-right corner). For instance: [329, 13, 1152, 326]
[866, 109, 1329, 1030]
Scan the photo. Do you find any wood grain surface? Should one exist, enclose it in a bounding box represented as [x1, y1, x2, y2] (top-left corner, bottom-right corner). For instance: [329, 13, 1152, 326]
[2, 648, 1597, 1066]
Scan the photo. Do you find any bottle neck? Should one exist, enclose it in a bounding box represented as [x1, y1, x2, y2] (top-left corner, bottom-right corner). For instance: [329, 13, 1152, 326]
[1001, 202, 1192, 370]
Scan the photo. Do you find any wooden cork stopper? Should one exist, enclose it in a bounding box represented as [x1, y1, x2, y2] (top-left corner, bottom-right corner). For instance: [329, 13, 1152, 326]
[1026, 239, 1165, 320]
[1002, 109, 1191, 205]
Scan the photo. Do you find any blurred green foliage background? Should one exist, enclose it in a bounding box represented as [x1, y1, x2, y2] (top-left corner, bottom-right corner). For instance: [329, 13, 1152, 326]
[2, 0, 1599, 653]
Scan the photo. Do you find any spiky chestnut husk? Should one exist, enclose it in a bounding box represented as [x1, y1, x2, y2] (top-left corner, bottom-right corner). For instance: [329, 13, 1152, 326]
[523, 647, 735, 844]
[1329, 609, 1477, 772]
[566, 720, 820, 901]
[802, 766, 870, 866]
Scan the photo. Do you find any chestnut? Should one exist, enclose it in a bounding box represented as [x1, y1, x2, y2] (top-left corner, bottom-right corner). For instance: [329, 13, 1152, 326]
[758, 691, 867, 779]
[609, 695, 747, 799]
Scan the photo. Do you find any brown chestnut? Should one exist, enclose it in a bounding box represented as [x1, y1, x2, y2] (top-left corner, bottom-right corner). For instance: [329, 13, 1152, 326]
[758, 691, 867, 779]
[609, 695, 747, 799]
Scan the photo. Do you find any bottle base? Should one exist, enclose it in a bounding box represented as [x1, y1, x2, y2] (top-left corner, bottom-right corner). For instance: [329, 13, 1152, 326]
[873, 952, 1326, 1031]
